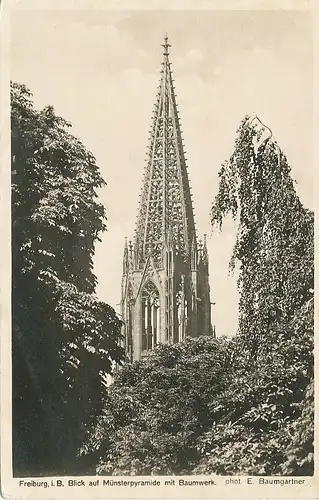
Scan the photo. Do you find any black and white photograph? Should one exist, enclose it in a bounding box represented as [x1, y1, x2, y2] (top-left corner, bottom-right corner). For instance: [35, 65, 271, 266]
[1, 0, 316, 497]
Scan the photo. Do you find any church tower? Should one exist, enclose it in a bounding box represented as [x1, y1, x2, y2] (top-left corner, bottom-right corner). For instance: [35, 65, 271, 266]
[121, 37, 212, 362]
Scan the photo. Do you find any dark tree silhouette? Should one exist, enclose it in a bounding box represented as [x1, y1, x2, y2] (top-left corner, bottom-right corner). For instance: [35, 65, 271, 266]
[11, 82, 124, 476]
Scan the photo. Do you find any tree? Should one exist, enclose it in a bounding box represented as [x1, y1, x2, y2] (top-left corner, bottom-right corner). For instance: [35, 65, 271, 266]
[11, 82, 124, 475]
[80, 337, 231, 475]
[211, 115, 314, 355]
[199, 114, 314, 475]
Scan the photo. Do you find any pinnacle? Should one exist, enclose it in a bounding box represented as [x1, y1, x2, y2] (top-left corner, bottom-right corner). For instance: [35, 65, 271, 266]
[162, 34, 171, 56]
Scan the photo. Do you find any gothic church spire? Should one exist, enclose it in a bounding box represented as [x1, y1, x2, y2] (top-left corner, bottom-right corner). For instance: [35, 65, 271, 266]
[135, 35, 196, 268]
[121, 37, 212, 362]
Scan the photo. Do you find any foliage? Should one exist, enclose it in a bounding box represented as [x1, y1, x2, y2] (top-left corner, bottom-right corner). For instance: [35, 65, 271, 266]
[194, 300, 313, 476]
[195, 380, 313, 476]
[280, 380, 314, 475]
[82, 303, 313, 476]
[11, 82, 124, 475]
[200, 115, 314, 475]
[196, 114, 314, 475]
[211, 115, 314, 355]
[81, 337, 231, 474]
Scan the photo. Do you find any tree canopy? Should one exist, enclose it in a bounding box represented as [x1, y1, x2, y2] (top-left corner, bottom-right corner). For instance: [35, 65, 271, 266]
[11, 82, 124, 475]
[81, 336, 231, 475]
[82, 301, 313, 475]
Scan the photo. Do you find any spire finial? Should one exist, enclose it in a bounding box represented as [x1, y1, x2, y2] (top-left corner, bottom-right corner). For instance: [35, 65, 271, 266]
[162, 34, 171, 56]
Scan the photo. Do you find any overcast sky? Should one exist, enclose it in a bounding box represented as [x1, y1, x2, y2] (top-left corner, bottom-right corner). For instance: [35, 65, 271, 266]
[11, 8, 314, 335]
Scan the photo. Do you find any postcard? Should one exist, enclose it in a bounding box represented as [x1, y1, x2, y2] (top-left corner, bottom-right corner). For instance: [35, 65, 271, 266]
[1, 0, 317, 498]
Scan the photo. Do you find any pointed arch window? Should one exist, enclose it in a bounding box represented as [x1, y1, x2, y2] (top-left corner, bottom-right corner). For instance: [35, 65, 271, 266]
[141, 281, 160, 351]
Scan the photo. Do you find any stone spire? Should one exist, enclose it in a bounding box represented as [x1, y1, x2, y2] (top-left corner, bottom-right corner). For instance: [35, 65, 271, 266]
[134, 35, 196, 268]
[121, 37, 212, 362]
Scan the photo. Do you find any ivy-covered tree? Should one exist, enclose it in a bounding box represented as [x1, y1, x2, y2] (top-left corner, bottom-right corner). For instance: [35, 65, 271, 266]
[211, 115, 314, 355]
[202, 114, 314, 475]
[11, 82, 124, 476]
